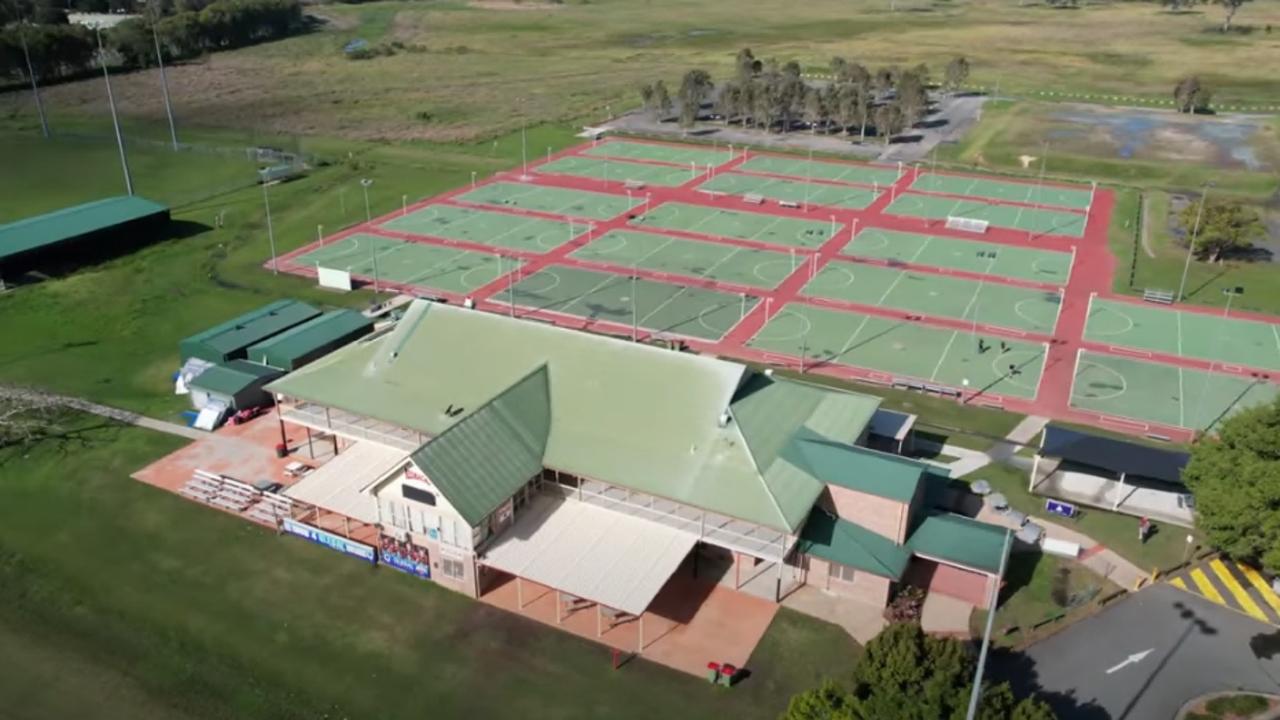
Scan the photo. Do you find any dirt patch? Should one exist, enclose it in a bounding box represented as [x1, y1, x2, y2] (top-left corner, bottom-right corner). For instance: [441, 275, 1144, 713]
[308, 10, 358, 31]
[468, 0, 564, 10]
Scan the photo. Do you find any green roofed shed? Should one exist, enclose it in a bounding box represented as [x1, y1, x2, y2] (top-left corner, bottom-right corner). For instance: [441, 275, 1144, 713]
[247, 309, 373, 370]
[908, 513, 1009, 574]
[188, 360, 281, 411]
[796, 508, 911, 580]
[409, 366, 551, 526]
[180, 300, 321, 363]
[0, 196, 169, 262]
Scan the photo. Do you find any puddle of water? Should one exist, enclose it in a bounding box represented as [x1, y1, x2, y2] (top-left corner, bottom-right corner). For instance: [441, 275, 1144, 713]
[1047, 107, 1270, 170]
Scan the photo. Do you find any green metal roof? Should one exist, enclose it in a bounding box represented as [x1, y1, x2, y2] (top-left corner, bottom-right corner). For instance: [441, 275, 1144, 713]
[0, 196, 169, 262]
[409, 366, 551, 526]
[797, 508, 911, 580]
[246, 310, 372, 370]
[180, 300, 321, 362]
[190, 360, 280, 396]
[267, 300, 882, 532]
[907, 513, 1009, 574]
[789, 441, 929, 503]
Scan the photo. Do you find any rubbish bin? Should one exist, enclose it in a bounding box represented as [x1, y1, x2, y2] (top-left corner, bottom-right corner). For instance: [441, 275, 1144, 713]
[719, 663, 737, 687]
[706, 662, 721, 684]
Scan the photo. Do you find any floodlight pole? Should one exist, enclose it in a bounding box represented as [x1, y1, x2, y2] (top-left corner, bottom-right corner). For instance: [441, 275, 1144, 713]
[260, 170, 277, 274]
[151, 20, 178, 151]
[1034, 141, 1048, 210]
[1193, 286, 1242, 429]
[965, 530, 1013, 720]
[360, 178, 374, 222]
[18, 24, 49, 139]
[631, 268, 638, 342]
[1178, 182, 1212, 303]
[520, 98, 529, 179]
[804, 148, 813, 212]
[97, 30, 133, 196]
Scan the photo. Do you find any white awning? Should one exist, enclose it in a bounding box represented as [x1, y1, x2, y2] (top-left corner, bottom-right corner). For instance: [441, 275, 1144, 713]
[480, 494, 697, 616]
[285, 442, 405, 524]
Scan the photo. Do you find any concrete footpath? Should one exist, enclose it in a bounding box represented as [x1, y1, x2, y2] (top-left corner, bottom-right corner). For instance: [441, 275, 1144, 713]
[0, 387, 204, 441]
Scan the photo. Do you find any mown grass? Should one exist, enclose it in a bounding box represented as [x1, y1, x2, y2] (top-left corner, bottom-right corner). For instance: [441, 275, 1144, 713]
[965, 462, 1200, 573]
[0, 419, 861, 720]
[969, 551, 1119, 647]
[3, 0, 1279, 142]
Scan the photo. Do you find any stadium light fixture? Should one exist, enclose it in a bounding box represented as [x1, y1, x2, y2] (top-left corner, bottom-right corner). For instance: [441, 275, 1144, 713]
[96, 29, 133, 196]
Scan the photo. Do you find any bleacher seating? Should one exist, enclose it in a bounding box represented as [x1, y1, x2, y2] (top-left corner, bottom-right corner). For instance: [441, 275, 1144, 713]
[177, 470, 293, 523]
[1143, 288, 1175, 305]
[743, 193, 765, 205]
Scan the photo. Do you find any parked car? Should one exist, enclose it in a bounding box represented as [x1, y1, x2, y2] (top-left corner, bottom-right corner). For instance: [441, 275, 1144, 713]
[231, 406, 268, 425]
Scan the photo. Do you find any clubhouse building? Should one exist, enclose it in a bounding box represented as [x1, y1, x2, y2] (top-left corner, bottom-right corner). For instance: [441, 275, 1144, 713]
[258, 299, 1009, 657]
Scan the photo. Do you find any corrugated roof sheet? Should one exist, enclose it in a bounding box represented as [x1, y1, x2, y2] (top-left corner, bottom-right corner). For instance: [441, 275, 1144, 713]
[410, 366, 551, 526]
[189, 360, 280, 396]
[284, 442, 404, 524]
[1040, 424, 1188, 485]
[267, 301, 882, 532]
[247, 309, 372, 370]
[180, 300, 321, 361]
[789, 441, 927, 503]
[0, 195, 169, 262]
[796, 508, 911, 580]
[907, 513, 1009, 574]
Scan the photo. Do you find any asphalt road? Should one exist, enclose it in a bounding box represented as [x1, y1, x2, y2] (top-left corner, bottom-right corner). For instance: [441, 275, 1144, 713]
[992, 583, 1280, 720]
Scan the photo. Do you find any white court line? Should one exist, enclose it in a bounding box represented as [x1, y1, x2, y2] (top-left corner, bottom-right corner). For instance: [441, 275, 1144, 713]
[429, 205, 561, 249]
[909, 236, 934, 265]
[1271, 324, 1280, 366]
[402, 247, 477, 286]
[833, 313, 875, 361]
[555, 274, 625, 315]
[639, 285, 697, 327]
[695, 245, 745, 282]
[930, 330, 962, 381]
[1179, 366, 1186, 428]
[874, 268, 913, 307]
[634, 235, 680, 266]
[1177, 311, 1184, 357]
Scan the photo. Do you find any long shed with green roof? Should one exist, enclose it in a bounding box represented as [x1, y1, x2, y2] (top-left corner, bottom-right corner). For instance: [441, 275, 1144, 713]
[180, 300, 321, 364]
[246, 309, 372, 370]
[0, 196, 169, 282]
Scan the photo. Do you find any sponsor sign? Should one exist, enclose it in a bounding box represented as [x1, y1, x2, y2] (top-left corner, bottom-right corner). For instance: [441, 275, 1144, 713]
[1045, 499, 1077, 518]
[282, 518, 376, 563]
[381, 551, 432, 580]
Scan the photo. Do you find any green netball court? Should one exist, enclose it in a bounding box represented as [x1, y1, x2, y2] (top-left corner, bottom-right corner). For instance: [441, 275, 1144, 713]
[1085, 298, 1280, 371]
[455, 182, 640, 220]
[505, 265, 756, 341]
[583, 140, 733, 167]
[747, 303, 1047, 399]
[538, 155, 694, 186]
[1070, 351, 1280, 431]
[910, 173, 1093, 210]
[738, 156, 901, 187]
[885, 193, 1087, 237]
[845, 228, 1073, 285]
[698, 172, 879, 210]
[569, 230, 798, 289]
[632, 202, 837, 249]
[294, 233, 512, 294]
[801, 262, 1063, 334]
[380, 204, 577, 253]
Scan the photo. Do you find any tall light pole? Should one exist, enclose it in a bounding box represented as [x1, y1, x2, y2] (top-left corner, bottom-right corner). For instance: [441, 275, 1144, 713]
[965, 530, 1013, 720]
[360, 178, 374, 222]
[18, 23, 49, 139]
[1192, 286, 1243, 429]
[150, 19, 179, 151]
[519, 97, 530, 180]
[97, 29, 133, 196]
[1178, 181, 1214, 303]
[260, 169, 277, 274]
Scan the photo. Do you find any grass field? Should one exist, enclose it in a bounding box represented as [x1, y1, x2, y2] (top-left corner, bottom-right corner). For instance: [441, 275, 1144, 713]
[971, 552, 1119, 647]
[0, 420, 861, 720]
[747, 303, 1047, 399]
[633, 202, 837, 248]
[801, 261, 1063, 334]
[845, 228, 1073, 285]
[570, 229, 797, 289]
[5, 0, 1279, 143]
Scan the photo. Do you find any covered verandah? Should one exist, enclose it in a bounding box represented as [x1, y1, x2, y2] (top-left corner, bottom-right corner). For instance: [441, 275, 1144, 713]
[477, 493, 778, 676]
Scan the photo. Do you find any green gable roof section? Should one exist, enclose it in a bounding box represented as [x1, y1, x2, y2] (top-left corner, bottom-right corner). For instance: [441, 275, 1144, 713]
[0, 196, 169, 262]
[180, 300, 321, 363]
[189, 359, 281, 396]
[907, 513, 1010, 575]
[787, 441, 929, 503]
[409, 366, 551, 526]
[246, 309, 373, 370]
[268, 300, 882, 532]
[797, 508, 911, 580]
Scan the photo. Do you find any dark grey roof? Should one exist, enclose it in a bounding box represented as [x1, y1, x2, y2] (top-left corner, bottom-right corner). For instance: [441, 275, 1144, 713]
[1040, 424, 1189, 485]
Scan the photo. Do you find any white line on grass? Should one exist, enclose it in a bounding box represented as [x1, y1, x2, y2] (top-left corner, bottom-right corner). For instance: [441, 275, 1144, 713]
[930, 330, 961, 381]
[833, 313, 875, 362]
[874, 269, 913, 307]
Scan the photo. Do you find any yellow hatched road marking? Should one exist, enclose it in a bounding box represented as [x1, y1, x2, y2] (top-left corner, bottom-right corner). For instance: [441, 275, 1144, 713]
[1211, 559, 1269, 622]
[1241, 564, 1280, 615]
[1190, 568, 1227, 605]
[1170, 577, 1188, 590]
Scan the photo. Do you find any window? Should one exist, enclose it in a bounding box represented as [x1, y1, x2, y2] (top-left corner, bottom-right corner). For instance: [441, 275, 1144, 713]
[829, 562, 858, 583]
[441, 556, 465, 580]
[402, 484, 437, 506]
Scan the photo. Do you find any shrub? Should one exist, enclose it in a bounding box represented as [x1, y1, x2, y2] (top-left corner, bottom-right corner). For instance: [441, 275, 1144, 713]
[1205, 694, 1269, 717]
[884, 585, 926, 623]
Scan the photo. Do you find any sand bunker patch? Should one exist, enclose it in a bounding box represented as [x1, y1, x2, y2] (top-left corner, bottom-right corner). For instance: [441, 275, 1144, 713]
[469, 0, 564, 10]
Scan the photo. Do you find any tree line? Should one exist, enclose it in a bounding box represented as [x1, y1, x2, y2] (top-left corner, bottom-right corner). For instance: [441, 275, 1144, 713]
[639, 49, 971, 145]
[0, 0, 303, 84]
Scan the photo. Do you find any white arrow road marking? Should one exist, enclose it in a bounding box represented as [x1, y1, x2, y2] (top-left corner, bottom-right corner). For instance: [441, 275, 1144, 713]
[1106, 649, 1155, 674]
